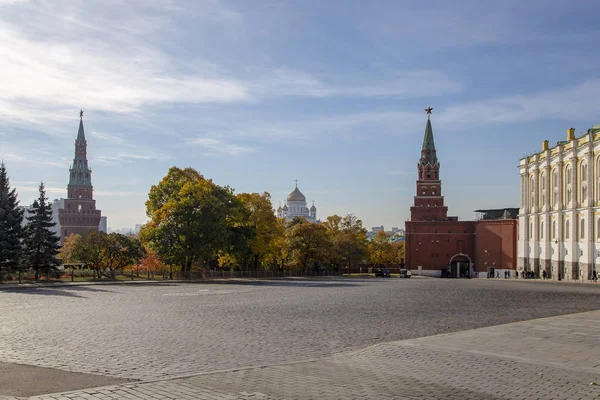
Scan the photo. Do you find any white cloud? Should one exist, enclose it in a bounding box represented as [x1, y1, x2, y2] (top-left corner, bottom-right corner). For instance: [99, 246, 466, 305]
[88, 130, 126, 145]
[439, 79, 600, 126]
[253, 68, 461, 99]
[14, 185, 64, 195]
[0, 1, 250, 126]
[189, 137, 256, 156]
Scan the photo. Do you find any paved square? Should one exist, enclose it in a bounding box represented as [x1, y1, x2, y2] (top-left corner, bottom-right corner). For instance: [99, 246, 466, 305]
[1, 278, 599, 398]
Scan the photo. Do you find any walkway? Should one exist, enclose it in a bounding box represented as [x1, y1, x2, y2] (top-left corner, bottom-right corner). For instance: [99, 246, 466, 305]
[19, 310, 600, 399]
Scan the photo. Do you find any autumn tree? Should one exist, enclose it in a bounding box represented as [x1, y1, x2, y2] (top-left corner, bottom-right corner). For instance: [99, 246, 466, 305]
[58, 233, 83, 264]
[368, 230, 396, 267]
[141, 167, 244, 274]
[236, 192, 282, 270]
[137, 248, 168, 279]
[264, 218, 288, 271]
[102, 233, 146, 278]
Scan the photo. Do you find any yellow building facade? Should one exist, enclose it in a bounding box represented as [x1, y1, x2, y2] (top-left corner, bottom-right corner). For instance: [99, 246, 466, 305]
[518, 124, 600, 281]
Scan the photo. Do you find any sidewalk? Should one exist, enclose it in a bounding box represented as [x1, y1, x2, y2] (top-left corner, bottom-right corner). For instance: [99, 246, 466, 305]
[20, 310, 600, 400]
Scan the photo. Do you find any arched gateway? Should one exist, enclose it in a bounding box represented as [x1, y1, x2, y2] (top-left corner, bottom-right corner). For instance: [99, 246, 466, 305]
[448, 253, 472, 278]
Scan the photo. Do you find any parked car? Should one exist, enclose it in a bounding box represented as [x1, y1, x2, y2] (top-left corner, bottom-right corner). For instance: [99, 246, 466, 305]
[375, 268, 391, 278]
[399, 269, 411, 278]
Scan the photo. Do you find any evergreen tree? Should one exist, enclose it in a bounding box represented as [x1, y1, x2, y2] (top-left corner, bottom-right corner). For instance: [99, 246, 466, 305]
[23, 182, 60, 280]
[0, 162, 25, 281]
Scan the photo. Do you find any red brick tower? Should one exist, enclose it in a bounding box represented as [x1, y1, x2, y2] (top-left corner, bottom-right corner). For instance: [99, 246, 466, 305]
[405, 107, 475, 276]
[410, 107, 449, 222]
[58, 111, 102, 244]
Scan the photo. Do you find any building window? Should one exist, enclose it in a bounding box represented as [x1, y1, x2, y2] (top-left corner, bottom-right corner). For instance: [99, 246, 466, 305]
[580, 219, 585, 240]
[540, 172, 546, 207]
[552, 221, 556, 239]
[530, 176, 535, 208]
[565, 220, 570, 239]
[540, 222, 544, 239]
[530, 222, 533, 239]
[597, 219, 600, 240]
[565, 165, 573, 205]
[552, 169, 558, 206]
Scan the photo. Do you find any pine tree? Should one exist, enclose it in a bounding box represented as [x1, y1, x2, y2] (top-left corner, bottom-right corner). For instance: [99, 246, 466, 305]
[0, 162, 25, 281]
[23, 182, 61, 281]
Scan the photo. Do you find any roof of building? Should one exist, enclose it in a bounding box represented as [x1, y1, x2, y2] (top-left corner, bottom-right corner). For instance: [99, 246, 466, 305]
[287, 186, 306, 202]
[474, 208, 519, 220]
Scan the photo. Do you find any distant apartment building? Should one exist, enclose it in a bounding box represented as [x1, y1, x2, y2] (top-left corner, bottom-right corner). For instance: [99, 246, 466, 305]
[99, 216, 108, 233]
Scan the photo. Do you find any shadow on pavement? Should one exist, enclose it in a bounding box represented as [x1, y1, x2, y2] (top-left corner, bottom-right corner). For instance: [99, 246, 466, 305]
[0, 361, 132, 397]
[0, 284, 116, 298]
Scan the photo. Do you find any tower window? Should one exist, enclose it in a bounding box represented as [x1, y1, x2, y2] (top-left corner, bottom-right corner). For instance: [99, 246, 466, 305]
[78, 204, 82, 212]
[427, 173, 431, 178]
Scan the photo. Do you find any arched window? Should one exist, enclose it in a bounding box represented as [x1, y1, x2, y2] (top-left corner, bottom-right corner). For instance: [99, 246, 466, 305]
[540, 222, 544, 239]
[540, 172, 546, 208]
[552, 221, 556, 239]
[552, 169, 558, 206]
[580, 219, 585, 240]
[530, 176, 535, 208]
[564, 165, 573, 205]
[565, 220, 570, 239]
[597, 157, 600, 202]
[581, 162, 588, 203]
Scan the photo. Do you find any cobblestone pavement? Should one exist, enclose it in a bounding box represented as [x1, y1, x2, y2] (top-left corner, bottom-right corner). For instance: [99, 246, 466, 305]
[1, 278, 600, 398]
[25, 310, 600, 399]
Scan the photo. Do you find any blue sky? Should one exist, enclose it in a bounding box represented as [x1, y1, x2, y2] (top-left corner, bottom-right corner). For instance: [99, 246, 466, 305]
[1, 0, 600, 231]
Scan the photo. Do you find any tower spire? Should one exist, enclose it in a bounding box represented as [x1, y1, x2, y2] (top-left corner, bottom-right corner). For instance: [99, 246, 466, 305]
[77, 109, 86, 142]
[419, 107, 438, 166]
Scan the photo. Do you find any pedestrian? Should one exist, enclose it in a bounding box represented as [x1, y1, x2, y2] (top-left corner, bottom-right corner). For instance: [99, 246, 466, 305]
[496, 271, 499, 279]
[516, 270, 519, 279]
[593, 270, 598, 282]
[542, 270, 547, 280]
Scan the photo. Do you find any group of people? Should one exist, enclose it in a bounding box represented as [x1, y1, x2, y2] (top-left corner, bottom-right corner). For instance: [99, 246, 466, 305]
[482, 269, 599, 281]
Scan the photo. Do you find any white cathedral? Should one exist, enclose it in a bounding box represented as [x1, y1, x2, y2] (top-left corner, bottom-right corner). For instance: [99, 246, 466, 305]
[277, 183, 318, 223]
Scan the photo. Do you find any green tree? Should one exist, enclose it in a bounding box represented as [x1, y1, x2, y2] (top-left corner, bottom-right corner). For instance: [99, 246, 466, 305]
[68, 231, 145, 279]
[0, 162, 25, 281]
[73, 230, 105, 277]
[287, 219, 329, 271]
[23, 182, 60, 281]
[141, 167, 242, 274]
[324, 214, 368, 272]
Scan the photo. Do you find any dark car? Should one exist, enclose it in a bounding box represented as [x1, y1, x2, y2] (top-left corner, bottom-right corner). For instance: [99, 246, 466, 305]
[399, 269, 412, 278]
[375, 268, 391, 278]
